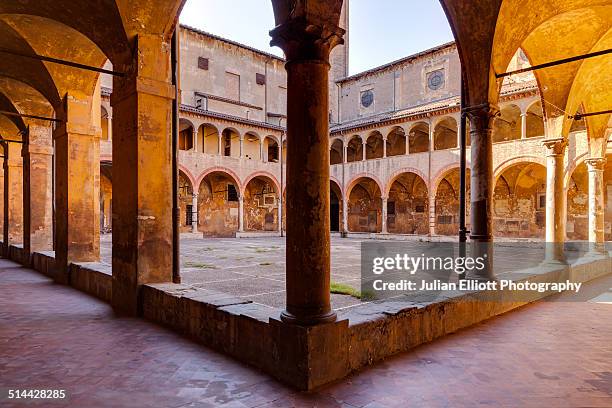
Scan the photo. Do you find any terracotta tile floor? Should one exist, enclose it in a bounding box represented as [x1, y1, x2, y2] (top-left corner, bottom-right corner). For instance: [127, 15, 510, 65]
[1, 258, 611, 407]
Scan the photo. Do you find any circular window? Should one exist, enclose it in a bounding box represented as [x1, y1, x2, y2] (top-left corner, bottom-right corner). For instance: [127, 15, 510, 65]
[428, 70, 445, 91]
[361, 90, 374, 108]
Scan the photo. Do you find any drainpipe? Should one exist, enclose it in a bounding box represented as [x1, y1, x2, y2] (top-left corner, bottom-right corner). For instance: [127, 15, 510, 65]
[171, 29, 181, 284]
[458, 73, 469, 280]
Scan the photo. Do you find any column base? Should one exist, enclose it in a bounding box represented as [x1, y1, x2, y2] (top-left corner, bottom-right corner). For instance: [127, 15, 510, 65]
[281, 310, 337, 326]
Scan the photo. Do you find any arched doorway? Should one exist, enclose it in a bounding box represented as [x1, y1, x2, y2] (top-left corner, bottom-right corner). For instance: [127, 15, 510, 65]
[178, 171, 194, 233]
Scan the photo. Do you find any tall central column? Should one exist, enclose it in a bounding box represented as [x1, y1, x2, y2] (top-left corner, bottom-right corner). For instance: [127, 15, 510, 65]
[586, 157, 606, 254]
[111, 34, 174, 315]
[238, 195, 244, 232]
[467, 104, 498, 281]
[542, 138, 567, 263]
[22, 123, 53, 259]
[270, 4, 345, 325]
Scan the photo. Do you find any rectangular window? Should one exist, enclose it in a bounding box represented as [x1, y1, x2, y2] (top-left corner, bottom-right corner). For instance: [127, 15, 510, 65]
[227, 184, 239, 202]
[198, 57, 209, 70]
[186, 205, 193, 226]
[415, 205, 425, 213]
[438, 215, 453, 225]
[537, 193, 546, 210]
[387, 201, 396, 215]
[256, 73, 266, 85]
[225, 72, 240, 101]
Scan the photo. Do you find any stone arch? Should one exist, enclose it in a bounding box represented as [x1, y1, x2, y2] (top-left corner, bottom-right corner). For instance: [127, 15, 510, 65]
[494, 155, 545, 182]
[347, 176, 382, 233]
[493, 104, 521, 142]
[525, 100, 544, 138]
[196, 167, 242, 193]
[263, 135, 280, 162]
[221, 127, 240, 158]
[493, 162, 546, 238]
[386, 126, 406, 157]
[387, 172, 429, 234]
[199, 123, 220, 154]
[408, 121, 430, 153]
[365, 130, 384, 159]
[434, 167, 471, 236]
[385, 167, 430, 196]
[330, 138, 343, 165]
[179, 118, 195, 151]
[243, 174, 279, 232]
[345, 173, 385, 199]
[346, 135, 363, 162]
[433, 117, 458, 150]
[198, 170, 241, 237]
[243, 131, 261, 160]
[242, 171, 280, 196]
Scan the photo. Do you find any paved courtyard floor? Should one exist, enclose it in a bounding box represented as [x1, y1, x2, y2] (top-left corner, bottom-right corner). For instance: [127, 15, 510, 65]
[99, 234, 607, 313]
[1, 260, 611, 407]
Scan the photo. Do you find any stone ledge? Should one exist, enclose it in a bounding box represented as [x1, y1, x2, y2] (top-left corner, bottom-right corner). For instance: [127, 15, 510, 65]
[70, 262, 112, 303]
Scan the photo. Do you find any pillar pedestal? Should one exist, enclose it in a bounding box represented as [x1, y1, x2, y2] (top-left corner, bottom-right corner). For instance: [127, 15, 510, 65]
[270, 6, 344, 326]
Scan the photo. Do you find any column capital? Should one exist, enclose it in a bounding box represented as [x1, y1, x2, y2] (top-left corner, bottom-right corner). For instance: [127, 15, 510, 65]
[585, 157, 606, 171]
[464, 102, 500, 122]
[270, 0, 345, 63]
[542, 137, 567, 156]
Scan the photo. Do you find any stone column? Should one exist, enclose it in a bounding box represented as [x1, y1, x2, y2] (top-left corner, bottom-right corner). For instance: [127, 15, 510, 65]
[382, 136, 387, 158]
[218, 133, 222, 155]
[343, 142, 347, 163]
[191, 193, 198, 233]
[428, 193, 436, 236]
[277, 195, 282, 233]
[54, 94, 101, 282]
[192, 127, 197, 152]
[362, 140, 367, 161]
[406, 133, 410, 155]
[238, 195, 244, 232]
[342, 196, 348, 233]
[542, 137, 567, 264]
[239, 136, 244, 159]
[381, 196, 388, 233]
[260, 139, 265, 162]
[270, 4, 344, 325]
[110, 35, 174, 315]
[586, 157, 606, 254]
[520, 113, 527, 139]
[3, 142, 23, 252]
[22, 123, 53, 258]
[467, 104, 498, 280]
[107, 115, 113, 141]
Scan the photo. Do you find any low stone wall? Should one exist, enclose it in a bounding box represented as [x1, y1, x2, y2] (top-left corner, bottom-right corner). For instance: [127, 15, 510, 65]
[69, 262, 112, 303]
[9, 247, 612, 391]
